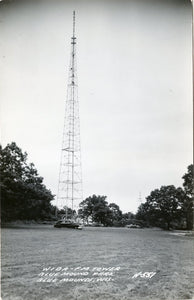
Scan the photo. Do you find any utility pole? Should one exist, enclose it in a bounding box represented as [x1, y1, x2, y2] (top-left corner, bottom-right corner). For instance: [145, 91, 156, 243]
[138, 192, 142, 205]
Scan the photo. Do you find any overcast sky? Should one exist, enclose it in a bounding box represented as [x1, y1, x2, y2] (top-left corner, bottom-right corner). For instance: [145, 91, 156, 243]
[0, 0, 192, 213]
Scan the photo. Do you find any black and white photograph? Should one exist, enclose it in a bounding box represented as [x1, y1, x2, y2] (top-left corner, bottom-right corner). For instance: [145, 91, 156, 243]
[1, 0, 193, 299]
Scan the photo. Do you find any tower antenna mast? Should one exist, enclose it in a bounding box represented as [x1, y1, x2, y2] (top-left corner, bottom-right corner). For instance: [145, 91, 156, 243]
[56, 11, 83, 221]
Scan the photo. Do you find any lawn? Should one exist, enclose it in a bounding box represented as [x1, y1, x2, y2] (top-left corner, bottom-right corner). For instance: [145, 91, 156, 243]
[1, 225, 194, 300]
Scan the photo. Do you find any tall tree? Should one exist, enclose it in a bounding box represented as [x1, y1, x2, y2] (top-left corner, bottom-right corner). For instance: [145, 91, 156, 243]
[79, 195, 114, 226]
[108, 203, 122, 224]
[0, 142, 54, 221]
[136, 185, 183, 229]
[181, 164, 193, 230]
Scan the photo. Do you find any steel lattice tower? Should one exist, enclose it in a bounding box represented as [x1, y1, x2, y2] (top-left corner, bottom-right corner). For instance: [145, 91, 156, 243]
[56, 11, 83, 218]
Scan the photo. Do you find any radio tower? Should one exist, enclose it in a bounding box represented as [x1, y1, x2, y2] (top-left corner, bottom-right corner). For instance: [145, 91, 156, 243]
[56, 11, 83, 219]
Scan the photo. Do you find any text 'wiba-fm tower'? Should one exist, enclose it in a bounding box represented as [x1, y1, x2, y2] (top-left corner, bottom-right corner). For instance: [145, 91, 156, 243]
[56, 11, 83, 218]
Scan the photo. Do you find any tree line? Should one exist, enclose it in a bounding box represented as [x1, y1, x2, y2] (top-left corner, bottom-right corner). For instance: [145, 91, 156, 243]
[0, 142, 55, 221]
[136, 165, 193, 230]
[1, 142, 193, 230]
[78, 195, 133, 227]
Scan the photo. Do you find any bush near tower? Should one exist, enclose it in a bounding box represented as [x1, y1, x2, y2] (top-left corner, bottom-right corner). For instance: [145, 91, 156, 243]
[0, 142, 55, 221]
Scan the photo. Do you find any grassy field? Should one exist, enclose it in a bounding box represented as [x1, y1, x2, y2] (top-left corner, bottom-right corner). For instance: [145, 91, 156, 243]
[1, 225, 194, 300]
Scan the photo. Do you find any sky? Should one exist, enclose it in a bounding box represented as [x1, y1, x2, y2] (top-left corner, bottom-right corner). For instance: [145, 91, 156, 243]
[0, 0, 193, 213]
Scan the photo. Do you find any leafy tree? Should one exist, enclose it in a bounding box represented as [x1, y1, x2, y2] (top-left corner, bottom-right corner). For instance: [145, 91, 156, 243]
[136, 185, 183, 230]
[0, 142, 54, 221]
[108, 203, 122, 224]
[79, 195, 116, 226]
[93, 202, 113, 226]
[79, 195, 127, 226]
[116, 211, 135, 227]
[78, 195, 100, 223]
[57, 206, 76, 219]
[78, 195, 107, 224]
[122, 211, 135, 221]
[181, 164, 193, 230]
[136, 203, 149, 221]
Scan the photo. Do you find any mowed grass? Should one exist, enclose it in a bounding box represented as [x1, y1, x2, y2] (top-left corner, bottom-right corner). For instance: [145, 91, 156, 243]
[1, 225, 194, 300]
